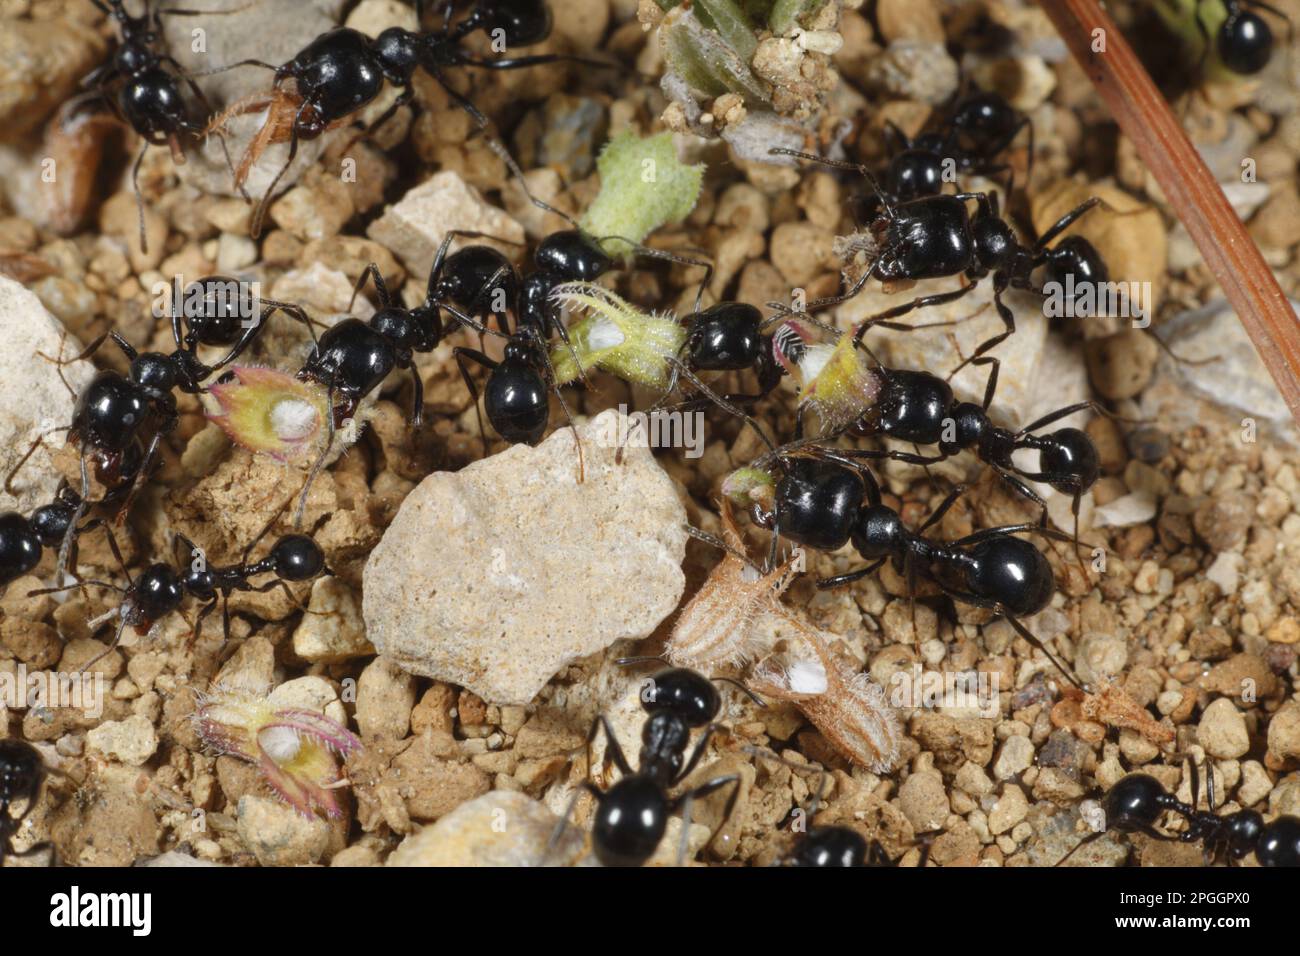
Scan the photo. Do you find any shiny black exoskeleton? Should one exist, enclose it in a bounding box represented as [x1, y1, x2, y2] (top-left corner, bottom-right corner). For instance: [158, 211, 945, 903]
[747, 453, 1078, 686]
[1211, 0, 1286, 74]
[1, 739, 51, 866]
[234, 0, 602, 235]
[1067, 769, 1300, 867]
[675, 302, 785, 406]
[0, 484, 87, 588]
[562, 667, 741, 867]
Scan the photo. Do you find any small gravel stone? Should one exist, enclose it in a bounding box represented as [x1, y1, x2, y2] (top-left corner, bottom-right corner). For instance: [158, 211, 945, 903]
[86, 715, 159, 767]
[1197, 698, 1250, 759]
[388, 790, 586, 866]
[898, 768, 949, 832]
[989, 784, 1030, 835]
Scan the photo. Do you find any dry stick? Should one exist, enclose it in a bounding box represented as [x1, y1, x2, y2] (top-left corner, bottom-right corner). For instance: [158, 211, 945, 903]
[1039, 0, 1300, 425]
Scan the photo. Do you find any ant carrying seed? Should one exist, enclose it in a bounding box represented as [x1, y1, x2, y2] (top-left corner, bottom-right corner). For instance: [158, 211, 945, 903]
[220, 0, 618, 236]
[727, 451, 1082, 688]
[773, 148, 1112, 375]
[550, 665, 743, 867]
[28, 509, 330, 674]
[1061, 761, 1300, 867]
[69, 0, 244, 252]
[769, 316, 1107, 565]
[1, 739, 53, 867]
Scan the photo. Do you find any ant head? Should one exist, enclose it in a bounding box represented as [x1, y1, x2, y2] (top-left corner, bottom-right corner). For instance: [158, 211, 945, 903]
[1105, 773, 1167, 833]
[887, 148, 944, 202]
[1044, 235, 1108, 300]
[373, 27, 421, 83]
[371, 306, 419, 351]
[131, 351, 179, 395]
[1222, 809, 1265, 858]
[471, 0, 554, 49]
[1217, 9, 1273, 74]
[790, 826, 868, 867]
[0, 513, 43, 586]
[972, 214, 1016, 270]
[535, 230, 611, 282]
[28, 501, 76, 548]
[270, 534, 326, 581]
[952, 91, 1015, 136]
[941, 401, 986, 454]
[0, 738, 43, 803]
[640, 668, 720, 727]
[851, 503, 905, 560]
[687, 302, 764, 371]
[1256, 816, 1300, 867]
[131, 563, 185, 622]
[1038, 427, 1100, 493]
[773, 459, 865, 552]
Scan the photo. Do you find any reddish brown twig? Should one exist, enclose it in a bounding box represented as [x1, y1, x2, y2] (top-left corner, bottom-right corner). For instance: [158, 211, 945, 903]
[1040, 0, 1300, 425]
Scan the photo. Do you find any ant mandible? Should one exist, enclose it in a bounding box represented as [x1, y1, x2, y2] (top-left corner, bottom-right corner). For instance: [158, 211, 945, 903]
[731, 451, 1082, 688]
[1, 739, 53, 866]
[1062, 763, 1300, 867]
[552, 666, 742, 867]
[224, 0, 616, 235]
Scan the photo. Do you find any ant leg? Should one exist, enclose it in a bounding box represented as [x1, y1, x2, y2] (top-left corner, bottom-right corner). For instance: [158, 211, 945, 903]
[672, 774, 741, 865]
[1016, 400, 1115, 436]
[668, 358, 778, 455]
[1004, 613, 1083, 690]
[3, 430, 69, 495]
[851, 282, 978, 345]
[190, 598, 218, 647]
[529, 330, 585, 482]
[54, 455, 93, 587]
[767, 148, 892, 217]
[348, 261, 392, 313]
[587, 714, 634, 778]
[1035, 197, 1102, 249]
[948, 274, 1014, 377]
[816, 557, 887, 590]
[75, 614, 130, 677]
[407, 364, 425, 427]
[340, 85, 412, 156]
[917, 484, 969, 534]
[967, 356, 1000, 412]
[204, 301, 315, 377]
[454, 51, 625, 75]
[673, 722, 726, 785]
[294, 385, 338, 529]
[453, 347, 498, 458]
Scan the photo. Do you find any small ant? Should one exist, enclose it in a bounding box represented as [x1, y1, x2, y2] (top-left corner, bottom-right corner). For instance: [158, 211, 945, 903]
[732, 451, 1082, 688]
[770, 317, 1104, 561]
[1, 739, 53, 866]
[0, 483, 88, 588]
[29, 514, 329, 673]
[874, 89, 1031, 207]
[552, 666, 742, 867]
[72, 1, 241, 251]
[749, 748, 928, 866]
[1062, 763, 1300, 867]
[223, 0, 616, 235]
[773, 148, 1110, 376]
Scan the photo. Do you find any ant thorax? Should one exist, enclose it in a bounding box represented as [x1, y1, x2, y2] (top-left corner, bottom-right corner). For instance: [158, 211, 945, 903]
[773, 321, 883, 433]
[548, 283, 687, 390]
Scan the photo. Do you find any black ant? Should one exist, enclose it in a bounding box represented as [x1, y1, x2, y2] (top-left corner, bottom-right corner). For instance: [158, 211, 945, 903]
[223, 0, 616, 235]
[28, 509, 329, 673]
[0, 483, 90, 589]
[1, 739, 53, 867]
[733, 451, 1082, 688]
[551, 666, 742, 867]
[72, 1, 243, 252]
[748, 748, 928, 866]
[769, 317, 1104, 563]
[872, 89, 1031, 208]
[1061, 762, 1300, 867]
[773, 148, 1110, 376]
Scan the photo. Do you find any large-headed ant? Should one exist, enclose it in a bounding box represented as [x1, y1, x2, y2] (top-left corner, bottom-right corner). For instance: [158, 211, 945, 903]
[552, 666, 742, 867]
[771, 317, 1104, 560]
[733, 451, 1081, 688]
[774, 148, 1110, 375]
[1, 739, 52, 866]
[1062, 763, 1300, 867]
[72, 1, 242, 251]
[28, 508, 329, 673]
[224, 0, 615, 235]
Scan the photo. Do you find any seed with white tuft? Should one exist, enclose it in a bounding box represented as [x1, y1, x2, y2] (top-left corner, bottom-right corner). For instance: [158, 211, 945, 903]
[258, 725, 302, 763]
[270, 398, 318, 441]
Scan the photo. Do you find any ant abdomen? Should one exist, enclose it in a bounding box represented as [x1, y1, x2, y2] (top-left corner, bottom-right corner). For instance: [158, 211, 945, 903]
[270, 534, 326, 581]
[789, 826, 868, 867]
[963, 535, 1055, 618]
[592, 776, 669, 867]
[0, 514, 43, 586]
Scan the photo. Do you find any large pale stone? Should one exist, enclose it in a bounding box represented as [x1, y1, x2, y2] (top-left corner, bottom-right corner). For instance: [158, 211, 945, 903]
[362, 410, 688, 705]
